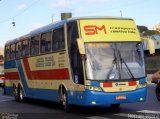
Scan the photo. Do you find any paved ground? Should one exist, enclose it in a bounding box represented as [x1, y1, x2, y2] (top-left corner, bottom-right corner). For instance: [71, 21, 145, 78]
[0, 85, 159, 119]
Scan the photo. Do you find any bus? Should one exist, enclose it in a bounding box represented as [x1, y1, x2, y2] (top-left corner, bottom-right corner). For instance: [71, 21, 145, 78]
[0, 48, 4, 86]
[4, 17, 154, 111]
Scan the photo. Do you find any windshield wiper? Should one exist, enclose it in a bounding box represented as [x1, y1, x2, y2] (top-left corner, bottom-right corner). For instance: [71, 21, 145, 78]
[106, 49, 117, 79]
[118, 50, 135, 80]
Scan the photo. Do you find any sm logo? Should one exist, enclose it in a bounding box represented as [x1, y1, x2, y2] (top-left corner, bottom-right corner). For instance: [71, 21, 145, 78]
[84, 25, 107, 35]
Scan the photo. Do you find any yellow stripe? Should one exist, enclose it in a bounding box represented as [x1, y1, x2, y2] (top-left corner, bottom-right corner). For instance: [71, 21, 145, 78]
[5, 80, 21, 87]
[29, 52, 68, 71]
[101, 81, 139, 92]
[4, 68, 18, 73]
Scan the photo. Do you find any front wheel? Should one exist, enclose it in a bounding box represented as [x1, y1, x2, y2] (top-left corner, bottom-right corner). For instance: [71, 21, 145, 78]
[156, 83, 160, 101]
[61, 91, 71, 112]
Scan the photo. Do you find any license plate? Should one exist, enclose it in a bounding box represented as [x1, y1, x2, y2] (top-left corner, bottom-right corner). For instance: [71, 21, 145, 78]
[116, 95, 126, 100]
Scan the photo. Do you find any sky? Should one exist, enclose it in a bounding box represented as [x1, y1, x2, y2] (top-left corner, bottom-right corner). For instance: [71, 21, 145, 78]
[0, 0, 159, 47]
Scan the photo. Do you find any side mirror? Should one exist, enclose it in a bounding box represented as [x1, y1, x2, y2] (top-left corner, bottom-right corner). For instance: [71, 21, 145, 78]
[77, 38, 85, 55]
[142, 37, 155, 54]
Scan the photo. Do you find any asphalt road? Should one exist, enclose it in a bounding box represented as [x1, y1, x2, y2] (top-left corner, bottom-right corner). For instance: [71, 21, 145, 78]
[0, 85, 159, 119]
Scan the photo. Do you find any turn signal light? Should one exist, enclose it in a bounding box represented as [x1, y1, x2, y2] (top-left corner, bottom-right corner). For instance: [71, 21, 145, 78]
[103, 82, 112, 87]
[129, 81, 137, 86]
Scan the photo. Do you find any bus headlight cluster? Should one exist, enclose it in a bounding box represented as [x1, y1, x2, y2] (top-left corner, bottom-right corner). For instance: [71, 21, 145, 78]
[136, 83, 147, 89]
[85, 86, 102, 92]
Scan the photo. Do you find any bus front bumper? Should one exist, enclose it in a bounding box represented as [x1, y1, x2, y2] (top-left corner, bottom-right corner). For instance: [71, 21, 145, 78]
[84, 87, 147, 106]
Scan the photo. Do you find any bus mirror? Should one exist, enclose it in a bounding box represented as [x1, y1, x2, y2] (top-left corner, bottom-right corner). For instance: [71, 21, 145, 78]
[146, 38, 155, 54]
[77, 38, 85, 55]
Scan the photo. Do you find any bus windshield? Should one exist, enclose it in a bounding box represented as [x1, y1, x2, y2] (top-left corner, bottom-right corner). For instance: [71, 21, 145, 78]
[85, 42, 145, 81]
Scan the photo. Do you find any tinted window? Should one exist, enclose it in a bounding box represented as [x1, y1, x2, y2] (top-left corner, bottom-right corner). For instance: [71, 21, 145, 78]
[30, 35, 40, 56]
[5, 46, 10, 60]
[10, 44, 15, 60]
[67, 22, 79, 55]
[15, 42, 21, 59]
[22, 39, 29, 57]
[41, 31, 51, 53]
[52, 27, 65, 51]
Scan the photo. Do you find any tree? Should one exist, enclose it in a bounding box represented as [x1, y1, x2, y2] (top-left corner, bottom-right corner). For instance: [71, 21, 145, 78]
[137, 25, 148, 33]
[143, 30, 160, 36]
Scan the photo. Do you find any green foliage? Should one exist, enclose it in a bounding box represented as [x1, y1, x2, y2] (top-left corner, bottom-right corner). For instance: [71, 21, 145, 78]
[137, 25, 160, 36]
[143, 30, 160, 36]
[137, 25, 148, 33]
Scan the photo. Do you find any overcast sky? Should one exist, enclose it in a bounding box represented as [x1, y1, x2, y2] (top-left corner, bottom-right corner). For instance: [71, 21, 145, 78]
[0, 0, 159, 47]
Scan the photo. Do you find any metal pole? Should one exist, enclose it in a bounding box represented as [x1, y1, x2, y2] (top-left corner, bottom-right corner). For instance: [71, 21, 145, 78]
[51, 14, 54, 23]
[120, 10, 122, 17]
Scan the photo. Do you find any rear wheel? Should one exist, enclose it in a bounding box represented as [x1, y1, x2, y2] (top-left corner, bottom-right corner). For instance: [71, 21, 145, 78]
[2, 84, 6, 95]
[13, 85, 19, 101]
[19, 86, 26, 102]
[156, 83, 160, 101]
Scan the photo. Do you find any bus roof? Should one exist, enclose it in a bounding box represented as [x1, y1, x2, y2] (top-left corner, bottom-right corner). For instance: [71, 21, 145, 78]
[5, 16, 133, 46]
[5, 34, 30, 46]
[30, 16, 132, 36]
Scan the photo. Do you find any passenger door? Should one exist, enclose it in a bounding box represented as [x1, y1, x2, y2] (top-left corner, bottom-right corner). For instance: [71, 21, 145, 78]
[67, 22, 85, 105]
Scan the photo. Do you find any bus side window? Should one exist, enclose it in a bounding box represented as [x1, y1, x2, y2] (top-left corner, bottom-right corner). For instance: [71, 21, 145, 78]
[52, 26, 65, 51]
[41, 31, 51, 53]
[67, 22, 84, 85]
[22, 39, 29, 57]
[10, 44, 15, 60]
[30, 35, 40, 56]
[5, 46, 10, 61]
[15, 42, 21, 59]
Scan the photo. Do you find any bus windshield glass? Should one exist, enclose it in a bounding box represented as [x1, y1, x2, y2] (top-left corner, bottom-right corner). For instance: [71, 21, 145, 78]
[85, 42, 145, 81]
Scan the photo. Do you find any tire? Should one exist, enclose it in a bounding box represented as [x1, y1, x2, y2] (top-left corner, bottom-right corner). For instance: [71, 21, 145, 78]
[19, 86, 26, 102]
[2, 84, 6, 95]
[155, 83, 160, 102]
[111, 104, 120, 110]
[13, 85, 19, 102]
[61, 91, 71, 112]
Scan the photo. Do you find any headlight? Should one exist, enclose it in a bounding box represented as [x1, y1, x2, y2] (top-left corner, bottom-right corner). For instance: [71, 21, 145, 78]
[85, 86, 102, 92]
[136, 83, 147, 89]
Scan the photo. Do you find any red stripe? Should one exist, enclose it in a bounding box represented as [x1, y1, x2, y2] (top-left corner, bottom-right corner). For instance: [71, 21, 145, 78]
[23, 58, 32, 79]
[30, 69, 69, 80]
[23, 58, 69, 80]
[0, 76, 5, 80]
[5, 72, 20, 80]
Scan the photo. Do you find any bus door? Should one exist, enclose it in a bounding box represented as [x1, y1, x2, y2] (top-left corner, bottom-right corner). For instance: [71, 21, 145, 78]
[67, 22, 85, 104]
[71, 42, 85, 104]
